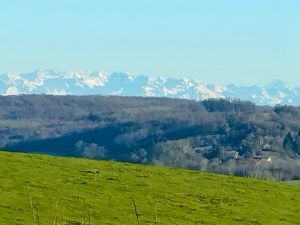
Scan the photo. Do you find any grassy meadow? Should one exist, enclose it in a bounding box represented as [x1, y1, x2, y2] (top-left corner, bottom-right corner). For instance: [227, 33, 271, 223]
[0, 151, 299, 225]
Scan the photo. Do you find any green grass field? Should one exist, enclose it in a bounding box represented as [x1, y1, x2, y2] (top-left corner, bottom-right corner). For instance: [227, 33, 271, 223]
[0, 151, 299, 225]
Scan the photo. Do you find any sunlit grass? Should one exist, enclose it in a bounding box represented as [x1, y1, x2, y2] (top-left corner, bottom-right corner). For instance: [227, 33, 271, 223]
[0, 151, 299, 225]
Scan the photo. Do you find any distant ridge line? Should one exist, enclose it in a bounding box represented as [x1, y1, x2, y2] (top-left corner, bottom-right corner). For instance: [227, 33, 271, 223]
[0, 70, 299, 106]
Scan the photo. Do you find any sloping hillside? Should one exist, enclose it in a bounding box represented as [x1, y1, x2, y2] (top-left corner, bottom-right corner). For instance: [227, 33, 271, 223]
[0, 151, 299, 225]
[1, 96, 300, 180]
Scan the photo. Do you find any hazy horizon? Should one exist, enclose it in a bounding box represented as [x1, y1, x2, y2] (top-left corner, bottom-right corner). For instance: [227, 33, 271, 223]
[1, 0, 299, 86]
[0, 68, 297, 88]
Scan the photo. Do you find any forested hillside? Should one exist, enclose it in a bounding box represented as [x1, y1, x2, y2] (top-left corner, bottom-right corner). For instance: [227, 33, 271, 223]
[1, 95, 300, 180]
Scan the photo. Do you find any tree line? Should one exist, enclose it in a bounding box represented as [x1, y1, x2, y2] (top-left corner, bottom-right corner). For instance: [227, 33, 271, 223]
[0, 95, 300, 180]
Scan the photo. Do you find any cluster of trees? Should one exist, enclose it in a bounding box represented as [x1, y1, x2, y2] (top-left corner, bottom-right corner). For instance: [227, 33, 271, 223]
[283, 131, 300, 154]
[151, 138, 300, 180]
[0, 95, 300, 180]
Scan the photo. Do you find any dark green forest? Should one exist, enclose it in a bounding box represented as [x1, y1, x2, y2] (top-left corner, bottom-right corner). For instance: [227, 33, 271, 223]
[1, 95, 299, 180]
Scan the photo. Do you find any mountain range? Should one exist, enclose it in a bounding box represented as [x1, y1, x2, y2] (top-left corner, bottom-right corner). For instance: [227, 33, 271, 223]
[1, 70, 299, 106]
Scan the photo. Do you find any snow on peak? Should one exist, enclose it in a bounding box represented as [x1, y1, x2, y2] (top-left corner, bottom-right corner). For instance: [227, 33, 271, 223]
[5, 87, 18, 95]
[81, 72, 107, 88]
[0, 70, 299, 106]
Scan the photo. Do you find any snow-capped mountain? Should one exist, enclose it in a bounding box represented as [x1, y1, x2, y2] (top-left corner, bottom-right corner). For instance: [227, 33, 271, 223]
[1, 70, 299, 106]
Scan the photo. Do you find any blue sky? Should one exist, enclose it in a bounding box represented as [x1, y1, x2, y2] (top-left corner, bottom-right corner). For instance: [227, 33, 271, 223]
[0, 0, 299, 85]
